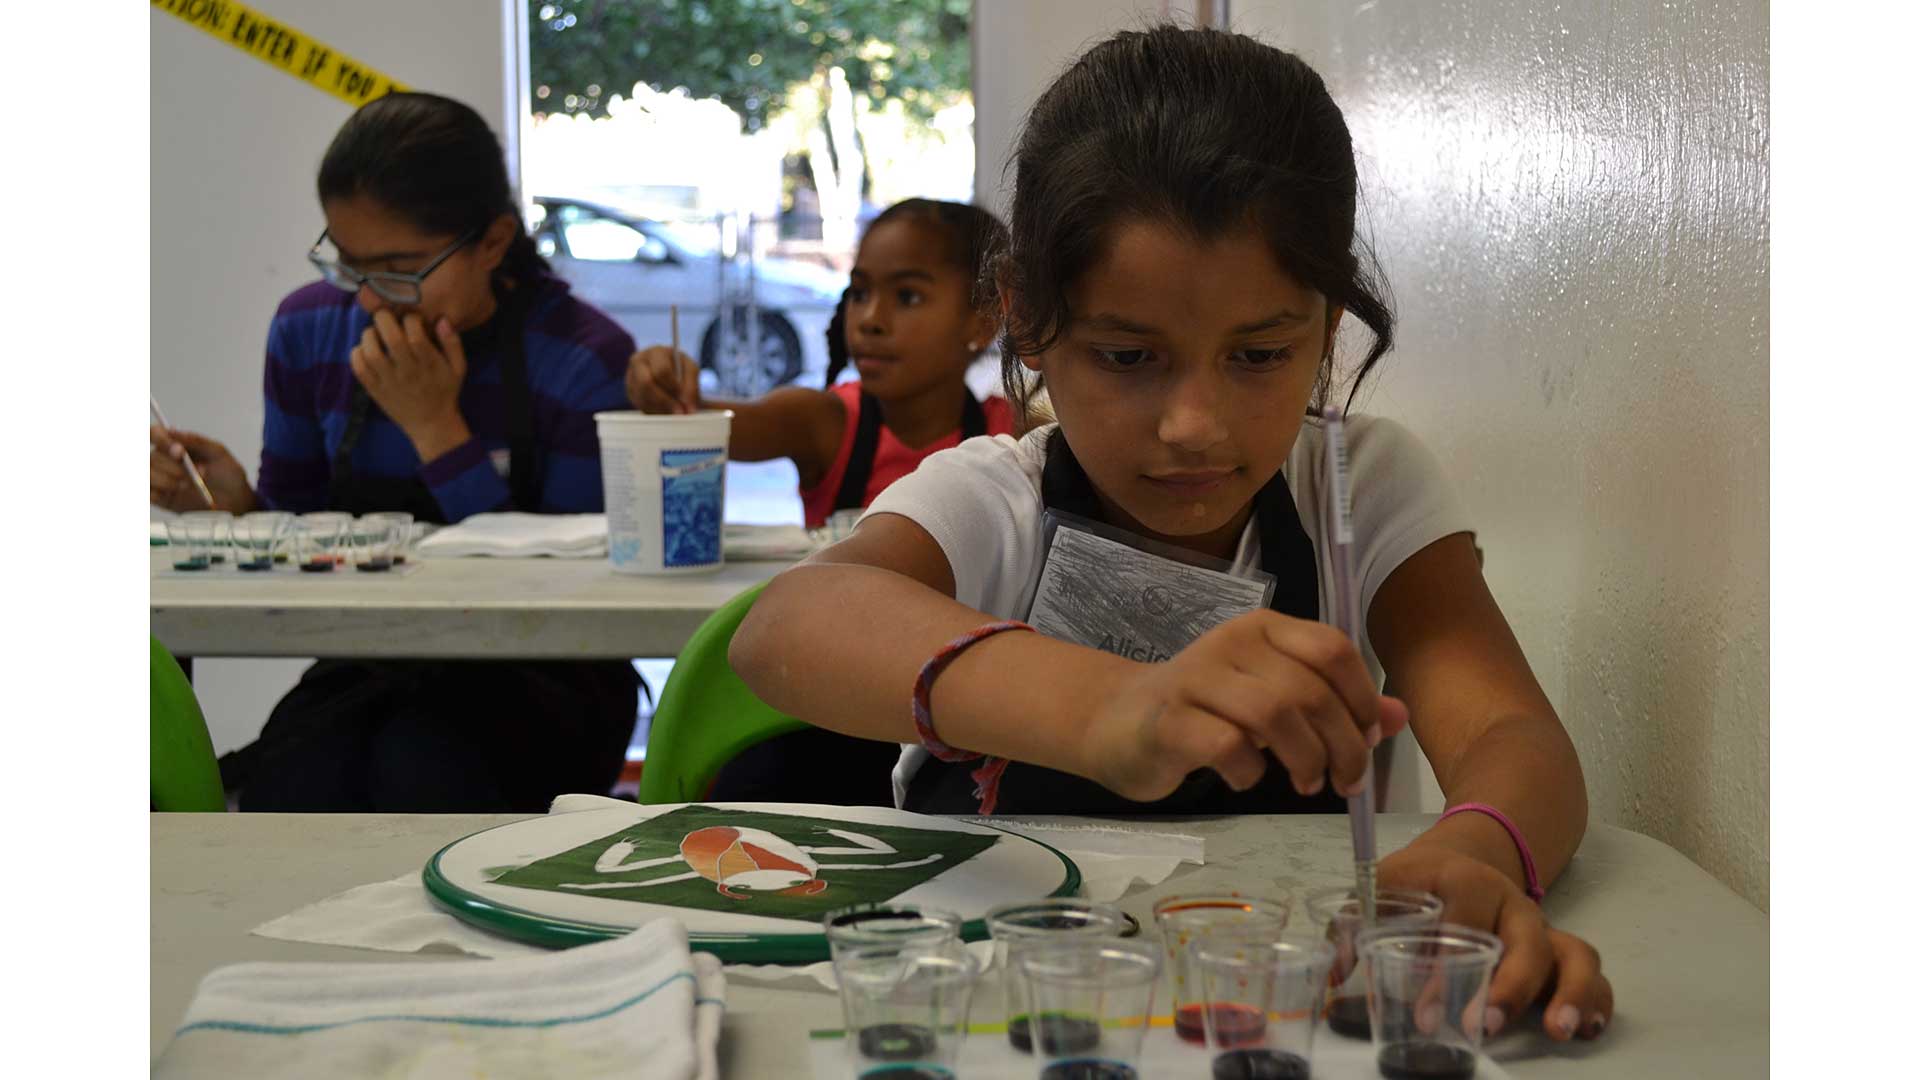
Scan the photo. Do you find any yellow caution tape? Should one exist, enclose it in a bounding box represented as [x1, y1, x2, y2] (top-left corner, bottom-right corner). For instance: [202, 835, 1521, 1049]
[152, 0, 409, 107]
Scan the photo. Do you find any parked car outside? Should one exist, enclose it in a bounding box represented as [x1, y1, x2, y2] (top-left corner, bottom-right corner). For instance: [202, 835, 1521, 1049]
[530, 196, 843, 395]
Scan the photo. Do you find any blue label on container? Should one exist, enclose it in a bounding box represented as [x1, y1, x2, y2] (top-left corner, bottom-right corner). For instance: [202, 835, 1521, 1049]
[660, 447, 725, 567]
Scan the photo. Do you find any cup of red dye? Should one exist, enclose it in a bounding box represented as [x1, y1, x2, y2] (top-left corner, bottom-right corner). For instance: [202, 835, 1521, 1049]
[294, 513, 350, 572]
[1303, 887, 1445, 1041]
[1358, 924, 1502, 1080]
[1016, 938, 1161, 1080]
[1195, 934, 1334, 1080]
[1153, 893, 1292, 1045]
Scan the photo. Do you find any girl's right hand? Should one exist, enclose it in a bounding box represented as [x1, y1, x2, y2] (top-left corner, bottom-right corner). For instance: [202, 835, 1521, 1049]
[1077, 609, 1407, 801]
[149, 425, 255, 512]
[625, 346, 701, 414]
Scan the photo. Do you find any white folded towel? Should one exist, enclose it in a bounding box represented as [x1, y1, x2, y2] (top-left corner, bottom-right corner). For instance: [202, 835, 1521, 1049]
[155, 918, 725, 1080]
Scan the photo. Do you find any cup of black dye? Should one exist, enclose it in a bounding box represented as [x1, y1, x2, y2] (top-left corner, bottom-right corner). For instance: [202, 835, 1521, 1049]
[350, 515, 403, 572]
[833, 938, 978, 1080]
[984, 899, 1129, 1054]
[1016, 938, 1161, 1080]
[1358, 924, 1502, 1080]
[1303, 888, 1445, 1042]
[1195, 934, 1334, 1080]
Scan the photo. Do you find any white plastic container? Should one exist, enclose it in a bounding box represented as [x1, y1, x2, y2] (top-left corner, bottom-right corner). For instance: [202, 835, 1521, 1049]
[595, 410, 733, 575]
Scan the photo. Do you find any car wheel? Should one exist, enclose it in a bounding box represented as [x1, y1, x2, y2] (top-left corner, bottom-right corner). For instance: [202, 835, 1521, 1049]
[699, 310, 805, 396]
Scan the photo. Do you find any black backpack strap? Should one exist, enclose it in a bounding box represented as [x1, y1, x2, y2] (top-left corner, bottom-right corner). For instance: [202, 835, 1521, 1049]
[495, 288, 543, 510]
[832, 391, 886, 513]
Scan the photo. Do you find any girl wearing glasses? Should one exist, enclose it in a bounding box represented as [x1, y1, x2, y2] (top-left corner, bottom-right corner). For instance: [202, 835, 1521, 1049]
[149, 92, 641, 813]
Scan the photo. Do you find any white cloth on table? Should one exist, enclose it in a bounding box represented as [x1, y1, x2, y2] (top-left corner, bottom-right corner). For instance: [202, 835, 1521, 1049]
[414, 512, 609, 558]
[411, 512, 816, 560]
[249, 795, 1203, 990]
[155, 918, 724, 1080]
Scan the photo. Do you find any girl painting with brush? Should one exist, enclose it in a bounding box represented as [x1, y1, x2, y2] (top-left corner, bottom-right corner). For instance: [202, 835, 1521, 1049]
[732, 26, 1614, 1044]
[625, 198, 1016, 806]
[149, 92, 640, 813]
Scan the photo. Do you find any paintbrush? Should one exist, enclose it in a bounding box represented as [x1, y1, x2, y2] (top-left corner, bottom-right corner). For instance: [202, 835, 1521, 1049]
[150, 396, 217, 509]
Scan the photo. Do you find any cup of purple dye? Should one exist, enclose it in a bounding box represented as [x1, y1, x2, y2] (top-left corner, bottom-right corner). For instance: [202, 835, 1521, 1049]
[1303, 887, 1445, 1042]
[1194, 933, 1334, 1080]
[1358, 923, 1503, 1080]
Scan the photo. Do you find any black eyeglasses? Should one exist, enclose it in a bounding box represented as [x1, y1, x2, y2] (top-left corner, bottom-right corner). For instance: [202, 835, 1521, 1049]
[307, 226, 482, 305]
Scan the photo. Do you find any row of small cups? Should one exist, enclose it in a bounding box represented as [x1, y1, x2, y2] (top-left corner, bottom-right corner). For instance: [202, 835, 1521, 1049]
[819, 889, 1501, 1080]
[165, 510, 416, 572]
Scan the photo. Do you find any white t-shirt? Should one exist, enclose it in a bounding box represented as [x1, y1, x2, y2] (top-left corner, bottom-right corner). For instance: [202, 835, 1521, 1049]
[861, 414, 1476, 806]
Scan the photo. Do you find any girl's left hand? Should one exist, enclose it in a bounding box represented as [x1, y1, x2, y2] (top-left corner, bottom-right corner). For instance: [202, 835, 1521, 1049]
[1378, 844, 1614, 1041]
[351, 310, 473, 461]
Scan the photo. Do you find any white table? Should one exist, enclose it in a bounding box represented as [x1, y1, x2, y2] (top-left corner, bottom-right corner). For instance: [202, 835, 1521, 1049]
[149, 551, 790, 659]
[150, 812, 1768, 1076]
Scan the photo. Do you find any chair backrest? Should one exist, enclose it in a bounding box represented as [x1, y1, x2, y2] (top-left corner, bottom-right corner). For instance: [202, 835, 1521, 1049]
[637, 583, 810, 804]
[151, 637, 226, 812]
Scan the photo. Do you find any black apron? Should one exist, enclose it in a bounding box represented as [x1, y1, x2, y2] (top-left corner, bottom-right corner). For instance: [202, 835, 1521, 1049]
[830, 389, 988, 513]
[225, 285, 641, 812]
[708, 390, 989, 806]
[904, 429, 1347, 815]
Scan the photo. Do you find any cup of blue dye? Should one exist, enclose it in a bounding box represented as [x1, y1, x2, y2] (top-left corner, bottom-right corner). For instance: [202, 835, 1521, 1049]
[233, 511, 293, 570]
[596, 411, 733, 575]
[1016, 938, 1162, 1080]
[180, 510, 233, 566]
[835, 938, 979, 1080]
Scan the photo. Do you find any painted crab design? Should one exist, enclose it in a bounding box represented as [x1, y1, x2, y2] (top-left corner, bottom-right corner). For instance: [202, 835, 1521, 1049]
[557, 824, 943, 900]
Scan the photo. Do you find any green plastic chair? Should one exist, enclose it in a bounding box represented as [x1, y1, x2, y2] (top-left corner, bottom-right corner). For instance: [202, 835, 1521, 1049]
[151, 636, 226, 812]
[638, 583, 811, 804]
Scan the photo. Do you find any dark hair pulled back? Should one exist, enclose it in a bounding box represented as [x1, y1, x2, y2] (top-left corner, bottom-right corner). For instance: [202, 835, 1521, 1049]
[996, 25, 1394, 418]
[825, 198, 1009, 386]
[317, 91, 548, 290]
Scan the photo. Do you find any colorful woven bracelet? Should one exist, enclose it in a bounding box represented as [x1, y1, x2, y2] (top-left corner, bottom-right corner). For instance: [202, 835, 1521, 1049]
[1438, 801, 1547, 902]
[910, 620, 1034, 815]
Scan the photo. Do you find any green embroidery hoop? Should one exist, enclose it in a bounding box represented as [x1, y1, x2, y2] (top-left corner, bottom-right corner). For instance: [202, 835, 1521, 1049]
[424, 802, 1082, 964]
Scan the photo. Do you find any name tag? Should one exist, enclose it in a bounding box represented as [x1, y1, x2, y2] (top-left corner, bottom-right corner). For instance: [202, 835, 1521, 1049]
[1022, 511, 1274, 662]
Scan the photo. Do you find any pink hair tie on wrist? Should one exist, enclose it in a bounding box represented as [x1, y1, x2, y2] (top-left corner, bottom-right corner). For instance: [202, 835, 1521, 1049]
[911, 621, 1034, 815]
[1439, 801, 1547, 902]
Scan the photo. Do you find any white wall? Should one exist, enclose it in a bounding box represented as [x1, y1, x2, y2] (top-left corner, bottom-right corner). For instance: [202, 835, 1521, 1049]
[1232, 0, 1770, 908]
[151, 1, 519, 753]
[974, 1, 1210, 217]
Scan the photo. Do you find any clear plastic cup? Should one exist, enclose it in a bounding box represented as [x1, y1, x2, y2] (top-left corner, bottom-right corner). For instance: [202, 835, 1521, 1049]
[294, 513, 350, 572]
[1153, 894, 1293, 1045]
[834, 938, 979, 1080]
[1195, 934, 1335, 1080]
[165, 516, 211, 571]
[1303, 887, 1445, 1041]
[233, 511, 292, 571]
[350, 515, 401, 572]
[1016, 938, 1162, 1080]
[182, 510, 233, 565]
[823, 904, 964, 966]
[367, 512, 417, 564]
[985, 899, 1129, 1054]
[1360, 924, 1503, 1080]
